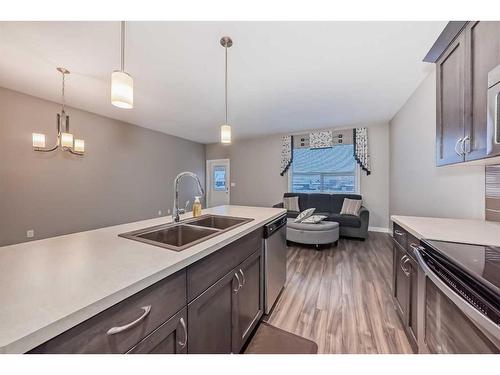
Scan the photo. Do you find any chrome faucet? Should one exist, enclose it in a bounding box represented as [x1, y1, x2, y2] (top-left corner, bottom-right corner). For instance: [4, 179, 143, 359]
[172, 172, 204, 222]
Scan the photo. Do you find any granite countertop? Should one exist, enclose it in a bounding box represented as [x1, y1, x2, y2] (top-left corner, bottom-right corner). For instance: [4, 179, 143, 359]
[0, 205, 286, 354]
[391, 215, 500, 247]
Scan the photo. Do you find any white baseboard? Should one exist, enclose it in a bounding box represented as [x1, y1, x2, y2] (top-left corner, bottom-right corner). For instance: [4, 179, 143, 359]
[368, 226, 390, 233]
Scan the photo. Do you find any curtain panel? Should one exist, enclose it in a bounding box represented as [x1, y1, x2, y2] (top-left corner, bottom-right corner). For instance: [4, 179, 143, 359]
[280, 135, 293, 176]
[353, 127, 371, 175]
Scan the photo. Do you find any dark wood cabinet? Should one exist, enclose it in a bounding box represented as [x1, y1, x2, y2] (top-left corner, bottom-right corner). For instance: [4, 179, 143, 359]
[232, 249, 264, 353]
[188, 248, 264, 354]
[407, 256, 419, 346]
[464, 21, 500, 161]
[393, 242, 409, 320]
[128, 308, 187, 354]
[436, 33, 466, 166]
[187, 268, 239, 354]
[392, 226, 419, 352]
[29, 270, 187, 354]
[433, 21, 500, 165]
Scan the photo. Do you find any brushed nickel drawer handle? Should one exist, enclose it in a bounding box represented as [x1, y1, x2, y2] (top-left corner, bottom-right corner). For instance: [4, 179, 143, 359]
[239, 269, 246, 287]
[394, 230, 405, 236]
[234, 273, 242, 293]
[106, 305, 152, 335]
[178, 317, 187, 349]
[455, 137, 464, 156]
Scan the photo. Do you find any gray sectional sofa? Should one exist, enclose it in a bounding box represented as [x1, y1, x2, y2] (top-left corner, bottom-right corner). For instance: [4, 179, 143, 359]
[273, 192, 369, 240]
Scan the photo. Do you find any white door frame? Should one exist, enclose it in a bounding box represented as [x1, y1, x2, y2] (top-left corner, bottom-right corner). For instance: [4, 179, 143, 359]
[206, 159, 230, 207]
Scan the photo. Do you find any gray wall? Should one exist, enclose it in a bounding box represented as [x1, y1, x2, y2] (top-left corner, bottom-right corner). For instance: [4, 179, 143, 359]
[389, 69, 485, 220]
[206, 123, 391, 229]
[0, 87, 205, 246]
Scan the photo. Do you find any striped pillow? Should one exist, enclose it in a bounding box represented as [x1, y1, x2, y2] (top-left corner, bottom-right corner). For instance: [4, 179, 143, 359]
[283, 196, 300, 212]
[340, 198, 362, 216]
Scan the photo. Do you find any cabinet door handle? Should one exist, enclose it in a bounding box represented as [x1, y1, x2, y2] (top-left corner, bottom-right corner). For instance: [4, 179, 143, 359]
[400, 255, 410, 276]
[239, 269, 246, 287]
[461, 135, 470, 155]
[455, 137, 464, 156]
[394, 230, 404, 236]
[403, 257, 412, 276]
[178, 317, 187, 350]
[234, 273, 242, 293]
[106, 305, 151, 335]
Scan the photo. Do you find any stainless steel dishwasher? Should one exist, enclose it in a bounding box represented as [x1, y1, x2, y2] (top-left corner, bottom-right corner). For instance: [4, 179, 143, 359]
[263, 214, 288, 314]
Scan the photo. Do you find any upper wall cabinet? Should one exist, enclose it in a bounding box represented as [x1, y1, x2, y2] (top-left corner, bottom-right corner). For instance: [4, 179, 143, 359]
[427, 21, 500, 166]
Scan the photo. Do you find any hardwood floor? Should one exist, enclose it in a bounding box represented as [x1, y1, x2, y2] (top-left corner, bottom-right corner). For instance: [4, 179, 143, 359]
[265, 232, 414, 354]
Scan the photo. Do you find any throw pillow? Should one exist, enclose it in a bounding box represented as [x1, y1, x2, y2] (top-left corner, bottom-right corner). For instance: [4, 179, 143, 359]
[340, 198, 362, 216]
[301, 215, 327, 224]
[283, 196, 300, 212]
[294, 208, 316, 223]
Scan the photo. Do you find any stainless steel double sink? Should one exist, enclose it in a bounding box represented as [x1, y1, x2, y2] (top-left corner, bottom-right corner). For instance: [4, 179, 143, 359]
[119, 214, 253, 251]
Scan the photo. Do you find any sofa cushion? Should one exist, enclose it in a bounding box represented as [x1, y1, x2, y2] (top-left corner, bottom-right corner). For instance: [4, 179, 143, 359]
[329, 194, 363, 214]
[326, 213, 362, 228]
[306, 193, 331, 211]
[284, 193, 308, 211]
[283, 196, 300, 212]
[340, 198, 363, 216]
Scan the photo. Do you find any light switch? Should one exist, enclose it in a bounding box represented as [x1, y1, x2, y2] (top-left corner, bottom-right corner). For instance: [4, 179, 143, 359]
[230, 182, 236, 187]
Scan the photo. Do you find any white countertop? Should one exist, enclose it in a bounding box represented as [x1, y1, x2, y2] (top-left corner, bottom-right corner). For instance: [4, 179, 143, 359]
[391, 215, 500, 247]
[0, 205, 286, 354]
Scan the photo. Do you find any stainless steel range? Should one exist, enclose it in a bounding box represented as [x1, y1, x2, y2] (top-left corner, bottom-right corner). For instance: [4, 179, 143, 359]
[414, 240, 500, 353]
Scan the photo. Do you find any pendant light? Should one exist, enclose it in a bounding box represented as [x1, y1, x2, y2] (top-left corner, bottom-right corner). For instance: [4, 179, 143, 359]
[32, 67, 85, 155]
[220, 36, 232, 144]
[111, 21, 133, 109]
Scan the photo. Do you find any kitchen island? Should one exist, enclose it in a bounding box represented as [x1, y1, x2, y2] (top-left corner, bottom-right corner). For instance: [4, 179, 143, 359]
[0, 205, 286, 354]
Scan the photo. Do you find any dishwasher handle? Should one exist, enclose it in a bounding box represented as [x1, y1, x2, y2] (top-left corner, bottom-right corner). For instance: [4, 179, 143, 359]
[263, 215, 287, 238]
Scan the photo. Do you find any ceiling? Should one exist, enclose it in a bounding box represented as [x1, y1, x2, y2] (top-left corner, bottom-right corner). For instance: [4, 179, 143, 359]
[0, 21, 445, 144]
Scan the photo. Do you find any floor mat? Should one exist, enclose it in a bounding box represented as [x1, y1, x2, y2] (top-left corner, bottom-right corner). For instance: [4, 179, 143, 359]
[244, 322, 318, 354]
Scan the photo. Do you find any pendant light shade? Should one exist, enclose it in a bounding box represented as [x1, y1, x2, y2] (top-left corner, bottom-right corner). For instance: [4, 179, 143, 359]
[111, 70, 133, 109]
[219, 36, 232, 144]
[220, 124, 231, 144]
[111, 21, 133, 109]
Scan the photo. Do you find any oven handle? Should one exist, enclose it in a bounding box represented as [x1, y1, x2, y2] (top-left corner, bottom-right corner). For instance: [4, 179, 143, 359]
[413, 246, 500, 347]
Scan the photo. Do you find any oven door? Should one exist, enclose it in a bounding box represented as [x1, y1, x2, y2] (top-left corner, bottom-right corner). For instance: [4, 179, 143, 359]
[414, 249, 500, 354]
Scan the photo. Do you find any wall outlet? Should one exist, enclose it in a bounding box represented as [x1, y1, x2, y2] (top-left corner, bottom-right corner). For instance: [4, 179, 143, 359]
[230, 182, 236, 187]
[158, 210, 162, 216]
[167, 208, 171, 214]
[27, 229, 34, 238]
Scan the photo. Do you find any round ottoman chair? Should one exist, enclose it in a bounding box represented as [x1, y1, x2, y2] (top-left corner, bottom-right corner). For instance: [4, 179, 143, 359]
[286, 219, 339, 248]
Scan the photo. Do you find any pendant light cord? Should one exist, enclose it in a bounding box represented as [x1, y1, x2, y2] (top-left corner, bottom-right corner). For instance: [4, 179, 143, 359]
[224, 44, 228, 125]
[121, 21, 125, 71]
[61, 70, 66, 113]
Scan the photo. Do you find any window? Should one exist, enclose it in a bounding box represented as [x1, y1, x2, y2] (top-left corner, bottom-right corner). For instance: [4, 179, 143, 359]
[290, 144, 359, 193]
[213, 166, 227, 191]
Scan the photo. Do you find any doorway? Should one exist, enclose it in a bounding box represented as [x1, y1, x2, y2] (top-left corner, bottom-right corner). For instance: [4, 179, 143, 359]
[206, 159, 230, 208]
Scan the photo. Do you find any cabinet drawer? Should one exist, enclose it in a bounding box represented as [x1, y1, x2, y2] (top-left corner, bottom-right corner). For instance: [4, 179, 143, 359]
[187, 229, 262, 302]
[30, 270, 187, 354]
[393, 223, 407, 249]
